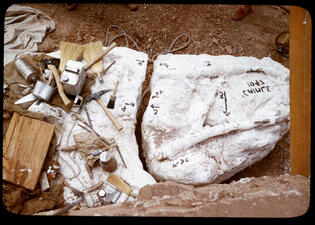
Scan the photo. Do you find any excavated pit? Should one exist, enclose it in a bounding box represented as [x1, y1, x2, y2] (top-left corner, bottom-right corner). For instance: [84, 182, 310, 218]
[3, 3, 308, 217]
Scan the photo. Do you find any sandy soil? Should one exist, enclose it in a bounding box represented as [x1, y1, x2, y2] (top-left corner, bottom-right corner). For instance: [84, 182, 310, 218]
[13, 2, 290, 188]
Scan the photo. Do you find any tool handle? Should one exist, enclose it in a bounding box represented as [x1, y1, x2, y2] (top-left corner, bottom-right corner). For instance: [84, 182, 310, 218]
[74, 113, 88, 125]
[96, 98, 123, 131]
[47, 70, 54, 85]
[112, 80, 119, 96]
[84, 42, 117, 71]
[54, 196, 84, 215]
[48, 65, 71, 106]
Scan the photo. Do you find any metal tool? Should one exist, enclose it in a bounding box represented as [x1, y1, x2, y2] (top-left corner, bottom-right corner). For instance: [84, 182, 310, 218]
[115, 144, 127, 168]
[74, 113, 112, 146]
[54, 195, 84, 216]
[14, 58, 40, 83]
[84, 106, 93, 129]
[71, 95, 84, 113]
[54, 182, 103, 215]
[100, 60, 116, 78]
[103, 183, 122, 204]
[73, 95, 83, 107]
[14, 93, 38, 105]
[41, 58, 61, 71]
[86, 89, 123, 131]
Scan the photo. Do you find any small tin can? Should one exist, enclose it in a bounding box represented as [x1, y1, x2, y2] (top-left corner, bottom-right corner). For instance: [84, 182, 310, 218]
[60, 60, 86, 96]
[33, 80, 55, 102]
[14, 58, 39, 83]
[99, 152, 117, 173]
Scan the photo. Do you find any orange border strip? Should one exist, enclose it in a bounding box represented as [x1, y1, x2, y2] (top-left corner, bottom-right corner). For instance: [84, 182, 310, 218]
[289, 6, 311, 177]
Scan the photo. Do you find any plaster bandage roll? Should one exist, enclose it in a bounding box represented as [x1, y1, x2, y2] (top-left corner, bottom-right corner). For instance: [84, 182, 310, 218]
[14, 58, 39, 83]
[100, 152, 117, 173]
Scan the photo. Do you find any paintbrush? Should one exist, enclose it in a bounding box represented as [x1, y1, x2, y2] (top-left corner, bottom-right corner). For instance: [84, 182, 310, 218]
[107, 80, 119, 109]
[107, 174, 136, 198]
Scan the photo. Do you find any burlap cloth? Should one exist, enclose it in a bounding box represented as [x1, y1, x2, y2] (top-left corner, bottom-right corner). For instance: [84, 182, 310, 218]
[2, 54, 95, 214]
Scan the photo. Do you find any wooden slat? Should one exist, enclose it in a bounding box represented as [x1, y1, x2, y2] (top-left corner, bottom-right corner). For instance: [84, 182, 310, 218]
[289, 7, 311, 177]
[3, 112, 55, 190]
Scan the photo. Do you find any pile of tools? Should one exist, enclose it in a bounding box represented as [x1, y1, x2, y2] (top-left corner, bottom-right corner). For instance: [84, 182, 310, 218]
[10, 40, 135, 215]
[14, 41, 121, 131]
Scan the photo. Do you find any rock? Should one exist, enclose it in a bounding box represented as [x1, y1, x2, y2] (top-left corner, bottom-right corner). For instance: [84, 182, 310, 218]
[142, 54, 290, 185]
[65, 4, 78, 11]
[127, 4, 138, 11]
[225, 45, 233, 54]
[212, 37, 219, 45]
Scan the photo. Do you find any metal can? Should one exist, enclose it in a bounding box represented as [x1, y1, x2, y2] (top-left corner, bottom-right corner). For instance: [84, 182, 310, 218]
[60, 60, 86, 96]
[99, 152, 117, 173]
[33, 80, 55, 102]
[14, 58, 39, 83]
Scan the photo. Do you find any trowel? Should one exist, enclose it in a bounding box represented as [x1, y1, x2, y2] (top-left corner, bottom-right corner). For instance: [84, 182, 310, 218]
[14, 79, 55, 105]
[14, 92, 38, 105]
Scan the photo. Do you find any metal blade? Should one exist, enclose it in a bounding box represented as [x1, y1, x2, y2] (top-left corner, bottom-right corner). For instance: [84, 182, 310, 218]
[14, 93, 38, 104]
[100, 60, 116, 77]
[85, 89, 112, 102]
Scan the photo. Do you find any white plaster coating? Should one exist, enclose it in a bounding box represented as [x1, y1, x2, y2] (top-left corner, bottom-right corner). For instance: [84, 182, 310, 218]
[28, 47, 156, 208]
[142, 54, 290, 185]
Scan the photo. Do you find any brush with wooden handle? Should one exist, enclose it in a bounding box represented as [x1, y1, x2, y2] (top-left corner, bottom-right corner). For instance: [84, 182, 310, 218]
[96, 98, 123, 131]
[107, 174, 136, 198]
[107, 80, 119, 109]
[86, 89, 123, 131]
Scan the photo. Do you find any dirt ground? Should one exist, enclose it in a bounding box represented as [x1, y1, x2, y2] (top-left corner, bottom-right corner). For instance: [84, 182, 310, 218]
[4, 3, 291, 214]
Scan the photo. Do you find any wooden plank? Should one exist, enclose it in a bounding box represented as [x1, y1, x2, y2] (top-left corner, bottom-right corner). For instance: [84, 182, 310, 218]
[289, 6, 311, 177]
[3, 112, 55, 190]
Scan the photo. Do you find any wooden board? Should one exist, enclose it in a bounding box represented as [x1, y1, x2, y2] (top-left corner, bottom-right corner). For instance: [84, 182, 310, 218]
[289, 6, 311, 177]
[3, 112, 55, 190]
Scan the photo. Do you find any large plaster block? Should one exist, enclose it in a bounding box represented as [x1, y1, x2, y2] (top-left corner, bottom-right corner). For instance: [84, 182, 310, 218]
[142, 54, 290, 185]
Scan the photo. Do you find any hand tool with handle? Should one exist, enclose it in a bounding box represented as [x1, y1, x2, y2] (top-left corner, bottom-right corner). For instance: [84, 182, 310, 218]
[86, 89, 123, 131]
[107, 80, 119, 109]
[100, 60, 116, 78]
[41, 58, 71, 106]
[54, 181, 103, 215]
[48, 64, 72, 107]
[73, 112, 112, 146]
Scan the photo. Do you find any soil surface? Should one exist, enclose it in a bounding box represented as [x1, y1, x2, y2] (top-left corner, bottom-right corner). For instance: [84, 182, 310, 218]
[38, 174, 310, 217]
[16, 3, 290, 183]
